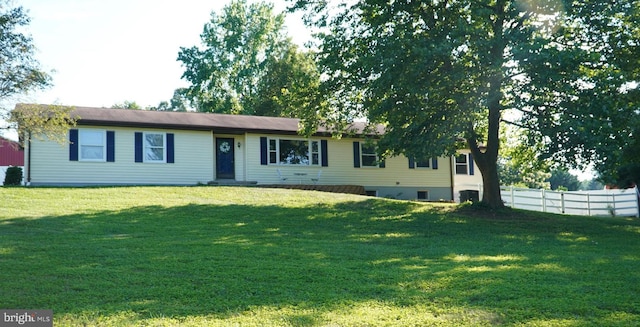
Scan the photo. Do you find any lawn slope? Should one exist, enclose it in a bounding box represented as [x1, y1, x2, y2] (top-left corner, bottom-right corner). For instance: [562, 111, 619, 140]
[1, 187, 639, 326]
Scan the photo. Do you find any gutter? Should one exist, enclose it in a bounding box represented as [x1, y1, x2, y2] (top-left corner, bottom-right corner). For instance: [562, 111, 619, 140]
[26, 131, 31, 185]
[449, 155, 454, 201]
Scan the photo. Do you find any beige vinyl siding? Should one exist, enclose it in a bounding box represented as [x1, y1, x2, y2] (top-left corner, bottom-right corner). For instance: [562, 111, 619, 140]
[29, 127, 214, 185]
[244, 134, 451, 188]
[452, 149, 484, 202]
[233, 135, 246, 182]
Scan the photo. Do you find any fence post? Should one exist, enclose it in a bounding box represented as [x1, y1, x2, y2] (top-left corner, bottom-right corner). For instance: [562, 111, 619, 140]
[612, 192, 616, 217]
[510, 186, 515, 208]
[541, 189, 546, 213]
[587, 193, 591, 216]
[636, 186, 640, 218]
[561, 192, 565, 214]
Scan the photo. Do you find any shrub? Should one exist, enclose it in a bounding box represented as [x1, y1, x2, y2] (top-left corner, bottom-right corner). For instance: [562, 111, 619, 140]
[3, 166, 23, 186]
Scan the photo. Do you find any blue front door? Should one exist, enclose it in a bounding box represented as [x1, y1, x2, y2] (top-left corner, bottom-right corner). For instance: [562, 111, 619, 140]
[216, 138, 235, 179]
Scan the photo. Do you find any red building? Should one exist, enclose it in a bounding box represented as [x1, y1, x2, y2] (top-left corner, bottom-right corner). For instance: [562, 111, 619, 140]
[0, 136, 24, 166]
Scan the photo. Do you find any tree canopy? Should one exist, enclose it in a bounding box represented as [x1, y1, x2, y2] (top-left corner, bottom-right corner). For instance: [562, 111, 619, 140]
[1, 1, 50, 133]
[112, 101, 143, 110]
[518, 1, 640, 186]
[547, 169, 581, 191]
[152, 89, 190, 112]
[10, 103, 76, 145]
[0, 1, 75, 143]
[611, 125, 640, 187]
[292, 0, 639, 207]
[176, 0, 320, 117]
[498, 125, 551, 189]
[0, 1, 50, 103]
[250, 45, 323, 118]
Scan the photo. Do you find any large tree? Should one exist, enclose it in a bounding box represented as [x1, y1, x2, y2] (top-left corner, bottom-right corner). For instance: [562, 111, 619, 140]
[177, 0, 320, 117]
[152, 89, 190, 112]
[547, 169, 581, 191]
[0, 1, 50, 102]
[292, 0, 638, 208]
[0, 1, 51, 132]
[0, 1, 75, 144]
[250, 45, 323, 118]
[519, 2, 640, 187]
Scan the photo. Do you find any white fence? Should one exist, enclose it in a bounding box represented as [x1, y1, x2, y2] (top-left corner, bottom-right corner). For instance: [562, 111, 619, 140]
[500, 186, 640, 217]
[455, 183, 639, 217]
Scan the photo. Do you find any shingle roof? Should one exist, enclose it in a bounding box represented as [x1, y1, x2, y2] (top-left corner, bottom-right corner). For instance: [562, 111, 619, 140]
[17, 104, 381, 136]
[71, 106, 304, 134]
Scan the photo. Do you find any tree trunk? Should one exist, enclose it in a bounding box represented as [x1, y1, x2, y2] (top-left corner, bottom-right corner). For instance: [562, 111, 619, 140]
[469, 8, 506, 209]
[480, 160, 504, 208]
[469, 142, 505, 209]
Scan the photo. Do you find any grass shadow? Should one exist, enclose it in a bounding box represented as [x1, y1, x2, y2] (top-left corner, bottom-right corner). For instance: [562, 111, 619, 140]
[1, 195, 640, 325]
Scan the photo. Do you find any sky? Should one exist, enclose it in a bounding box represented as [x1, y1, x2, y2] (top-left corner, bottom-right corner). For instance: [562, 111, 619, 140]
[15, 0, 309, 109]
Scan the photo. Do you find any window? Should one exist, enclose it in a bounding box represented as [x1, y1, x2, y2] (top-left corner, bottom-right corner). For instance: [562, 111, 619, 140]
[361, 143, 378, 167]
[409, 157, 438, 169]
[416, 159, 430, 168]
[417, 191, 429, 201]
[70, 129, 114, 162]
[365, 190, 378, 197]
[268, 138, 320, 165]
[144, 133, 165, 162]
[353, 141, 384, 168]
[269, 139, 277, 164]
[455, 154, 468, 174]
[134, 132, 174, 163]
[79, 130, 106, 161]
[311, 141, 319, 165]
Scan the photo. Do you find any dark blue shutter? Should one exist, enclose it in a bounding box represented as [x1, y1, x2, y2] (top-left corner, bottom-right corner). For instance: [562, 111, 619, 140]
[106, 131, 115, 162]
[408, 158, 415, 169]
[432, 158, 438, 169]
[134, 132, 143, 163]
[353, 142, 360, 168]
[260, 137, 268, 165]
[69, 129, 78, 161]
[379, 158, 385, 168]
[468, 153, 474, 175]
[166, 133, 174, 163]
[321, 140, 328, 167]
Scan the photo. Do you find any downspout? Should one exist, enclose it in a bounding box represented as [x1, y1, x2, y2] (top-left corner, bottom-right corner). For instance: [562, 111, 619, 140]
[26, 131, 32, 185]
[449, 155, 454, 201]
[211, 130, 216, 182]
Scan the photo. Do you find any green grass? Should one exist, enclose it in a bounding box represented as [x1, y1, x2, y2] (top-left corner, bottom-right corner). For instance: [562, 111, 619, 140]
[1, 186, 640, 326]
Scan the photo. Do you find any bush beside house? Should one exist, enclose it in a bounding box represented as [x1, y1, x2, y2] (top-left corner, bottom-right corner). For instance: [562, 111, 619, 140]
[0, 137, 24, 185]
[3, 166, 22, 186]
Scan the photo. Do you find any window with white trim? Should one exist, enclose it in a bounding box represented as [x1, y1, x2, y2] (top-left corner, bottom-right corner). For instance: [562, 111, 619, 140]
[144, 133, 166, 162]
[310, 140, 319, 165]
[268, 138, 320, 165]
[361, 143, 378, 167]
[79, 130, 106, 161]
[455, 154, 469, 174]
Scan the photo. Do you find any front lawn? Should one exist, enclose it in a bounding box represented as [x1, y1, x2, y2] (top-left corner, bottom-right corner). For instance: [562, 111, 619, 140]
[1, 187, 639, 326]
